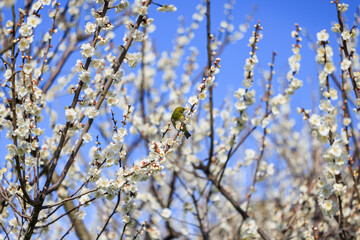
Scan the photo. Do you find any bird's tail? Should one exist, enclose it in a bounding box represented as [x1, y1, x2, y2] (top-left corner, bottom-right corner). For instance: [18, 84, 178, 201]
[184, 131, 191, 139]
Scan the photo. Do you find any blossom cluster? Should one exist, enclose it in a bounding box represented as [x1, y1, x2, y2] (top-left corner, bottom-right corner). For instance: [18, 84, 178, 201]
[232, 22, 262, 136]
[1, 0, 360, 239]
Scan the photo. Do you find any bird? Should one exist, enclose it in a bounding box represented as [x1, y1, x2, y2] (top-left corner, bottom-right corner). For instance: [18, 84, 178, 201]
[171, 107, 191, 139]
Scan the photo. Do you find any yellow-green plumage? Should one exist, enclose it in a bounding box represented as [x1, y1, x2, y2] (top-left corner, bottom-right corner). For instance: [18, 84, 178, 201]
[171, 107, 191, 139]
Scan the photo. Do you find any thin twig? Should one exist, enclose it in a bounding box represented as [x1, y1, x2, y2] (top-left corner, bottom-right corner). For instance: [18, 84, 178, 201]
[96, 191, 121, 240]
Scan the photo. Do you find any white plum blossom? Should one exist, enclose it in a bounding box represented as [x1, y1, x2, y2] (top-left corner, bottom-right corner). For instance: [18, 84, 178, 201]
[75, 60, 84, 72]
[126, 52, 141, 68]
[343, 117, 351, 126]
[341, 30, 351, 41]
[136, 5, 149, 16]
[85, 22, 97, 35]
[242, 218, 259, 238]
[90, 59, 103, 69]
[244, 149, 256, 166]
[23, 63, 33, 74]
[41, 0, 51, 5]
[157, 4, 177, 12]
[27, 15, 41, 28]
[122, 215, 130, 223]
[115, 0, 130, 13]
[288, 54, 300, 72]
[198, 92, 207, 100]
[188, 96, 198, 105]
[25, 155, 36, 167]
[96, 16, 110, 27]
[84, 88, 95, 98]
[65, 108, 78, 123]
[340, 58, 351, 71]
[309, 114, 321, 127]
[112, 129, 126, 143]
[331, 23, 341, 33]
[319, 199, 338, 218]
[317, 29, 329, 42]
[338, 3, 349, 13]
[18, 38, 31, 51]
[324, 62, 335, 74]
[332, 183, 346, 196]
[160, 208, 172, 219]
[329, 88, 338, 100]
[80, 43, 95, 58]
[4, 69, 12, 79]
[147, 227, 161, 239]
[82, 133, 92, 143]
[79, 70, 92, 83]
[75, 210, 86, 220]
[328, 143, 343, 158]
[84, 106, 99, 119]
[6, 20, 13, 28]
[319, 184, 332, 199]
[133, 29, 145, 42]
[1, 0, 16, 7]
[19, 24, 33, 37]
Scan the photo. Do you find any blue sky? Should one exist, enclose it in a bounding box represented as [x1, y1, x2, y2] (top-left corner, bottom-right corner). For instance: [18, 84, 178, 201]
[150, 0, 359, 111]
